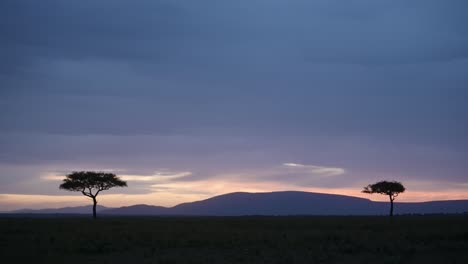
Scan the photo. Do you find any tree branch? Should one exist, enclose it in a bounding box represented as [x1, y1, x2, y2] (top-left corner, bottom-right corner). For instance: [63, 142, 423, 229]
[81, 191, 93, 198]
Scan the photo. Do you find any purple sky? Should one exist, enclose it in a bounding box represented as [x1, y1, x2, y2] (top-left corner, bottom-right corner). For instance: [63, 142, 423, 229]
[1, 0, 467, 210]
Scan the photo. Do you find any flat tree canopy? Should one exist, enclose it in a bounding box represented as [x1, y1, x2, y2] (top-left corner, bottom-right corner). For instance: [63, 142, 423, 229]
[363, 181, 405, 217]
[362, 181, 405, 197]
[60, 171, 127, 219]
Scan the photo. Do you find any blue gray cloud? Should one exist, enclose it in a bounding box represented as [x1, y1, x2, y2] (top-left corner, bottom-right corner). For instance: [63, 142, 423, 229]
[0, 0, 467, 200]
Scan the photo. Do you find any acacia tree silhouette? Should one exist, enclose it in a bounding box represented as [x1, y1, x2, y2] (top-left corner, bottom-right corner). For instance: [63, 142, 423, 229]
[362, 181, 405, 217]
[59, 171, 127, 219]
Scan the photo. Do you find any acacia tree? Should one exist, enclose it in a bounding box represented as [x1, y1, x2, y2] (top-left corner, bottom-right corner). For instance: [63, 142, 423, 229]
[362, 181, 405, 217]
[60, 171, 127, 219]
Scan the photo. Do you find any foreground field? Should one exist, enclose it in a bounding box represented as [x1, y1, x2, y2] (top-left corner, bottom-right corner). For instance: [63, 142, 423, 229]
[1, 216, 467, 263]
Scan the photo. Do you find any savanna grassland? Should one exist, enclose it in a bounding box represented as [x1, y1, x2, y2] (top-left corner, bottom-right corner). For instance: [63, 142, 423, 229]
[1, 216, 467, 264]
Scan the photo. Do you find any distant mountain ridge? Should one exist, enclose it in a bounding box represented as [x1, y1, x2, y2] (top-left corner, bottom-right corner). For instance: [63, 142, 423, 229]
[9, 205, 110, 214]
[4, 191, 468, 216]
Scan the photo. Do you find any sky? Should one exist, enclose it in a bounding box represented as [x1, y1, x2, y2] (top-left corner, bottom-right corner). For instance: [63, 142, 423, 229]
[1, 0, 467, 210]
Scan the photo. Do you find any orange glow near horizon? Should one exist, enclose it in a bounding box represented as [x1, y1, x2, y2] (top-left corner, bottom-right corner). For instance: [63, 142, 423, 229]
[2, 179, 468, 211]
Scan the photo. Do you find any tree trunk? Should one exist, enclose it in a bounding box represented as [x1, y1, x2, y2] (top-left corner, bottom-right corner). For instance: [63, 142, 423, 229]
[92, 197, 97, 220]
[389, 195, 394, 217]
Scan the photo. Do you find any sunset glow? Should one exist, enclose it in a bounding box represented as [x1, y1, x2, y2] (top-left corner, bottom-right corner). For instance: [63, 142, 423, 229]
[1, 0, 467, 212]
[2, 175, 467, 211]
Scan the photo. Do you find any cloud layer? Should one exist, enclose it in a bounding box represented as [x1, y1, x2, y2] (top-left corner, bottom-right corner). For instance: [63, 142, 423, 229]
[1, 0, 467, 209]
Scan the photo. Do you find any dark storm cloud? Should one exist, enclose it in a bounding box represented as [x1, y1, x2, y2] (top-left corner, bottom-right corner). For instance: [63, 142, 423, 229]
[1, 60, 467, 146]
[0, 0, 467, 197]
[2, 0, 468, 76]
[0, 0, 186, 66]
[1, 0, 467, 139]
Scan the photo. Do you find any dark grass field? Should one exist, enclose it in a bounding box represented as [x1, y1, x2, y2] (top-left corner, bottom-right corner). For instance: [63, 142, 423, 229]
[1, 216, 468, 264]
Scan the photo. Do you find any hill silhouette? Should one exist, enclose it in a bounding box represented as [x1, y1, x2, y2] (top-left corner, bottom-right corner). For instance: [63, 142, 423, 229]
[6, 191, 468, 216]
[168, 191, 376, 215]
[9, 205, 110, 214]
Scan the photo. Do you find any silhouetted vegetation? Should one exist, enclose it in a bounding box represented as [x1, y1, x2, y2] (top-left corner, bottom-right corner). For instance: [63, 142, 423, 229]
[1, 216, 467, 263]
[363, 181, 406, 217]
[59, 171, 127, 219]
